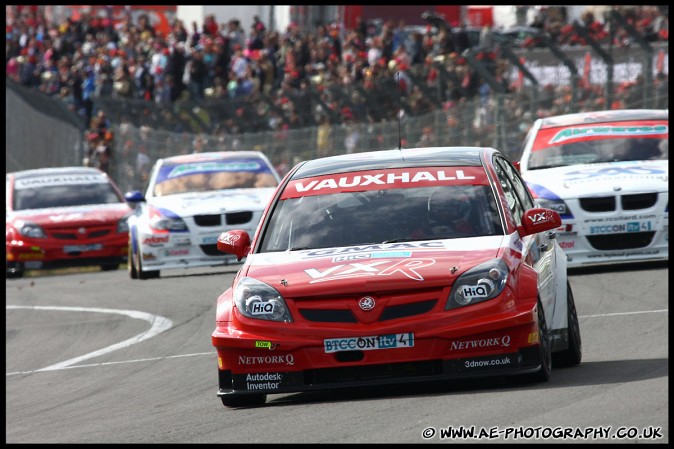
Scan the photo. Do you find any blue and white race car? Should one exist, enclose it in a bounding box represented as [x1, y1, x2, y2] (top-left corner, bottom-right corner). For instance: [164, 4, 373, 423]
[518, 109, 668, 268]
[124, 151, 281, 279]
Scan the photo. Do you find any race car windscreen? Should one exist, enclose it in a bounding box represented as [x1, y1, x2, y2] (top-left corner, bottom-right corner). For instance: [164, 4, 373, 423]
[527, 122, 668, 170]
[152, 158, 278, 196]
[259, 184, 503, 252]
[13, 181, 122, 210]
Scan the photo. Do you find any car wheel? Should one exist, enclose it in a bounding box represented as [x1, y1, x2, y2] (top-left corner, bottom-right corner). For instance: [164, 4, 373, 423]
[136, 237, 160, 280]
[101, 263, 120, 271]
[128, 242, 138, 279]
[553, 281, 582, 367]
[522, 300, 551, 383]
[220, 394, 267, 408]
[6, 261, 24, 279]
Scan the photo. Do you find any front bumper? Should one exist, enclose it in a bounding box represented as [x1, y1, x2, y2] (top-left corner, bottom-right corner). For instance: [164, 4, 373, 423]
[6, 235, 128, 270]
[213, 304, 542, 397]
[216, 347, 542, 398]
[133, 228, 245, 272]
[554, 225, 668, 268]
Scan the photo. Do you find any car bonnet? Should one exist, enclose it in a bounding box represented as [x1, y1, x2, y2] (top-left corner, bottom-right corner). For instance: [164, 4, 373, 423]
[241, 236, 505, 298]
[523, 159, 668, 200]
[147, 188, 277, 216]
[8, 203, 131, 226]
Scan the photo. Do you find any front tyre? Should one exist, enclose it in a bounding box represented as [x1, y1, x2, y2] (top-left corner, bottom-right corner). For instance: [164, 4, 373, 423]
[101, 263, 120, 271]
[553, 281, 582, 367]
[522, 300, 551, 383]
[220, 393, 267, 408]
[134, 233, 160, 280]
[6, 261, 24, 279]
[128, 241, 138, 279]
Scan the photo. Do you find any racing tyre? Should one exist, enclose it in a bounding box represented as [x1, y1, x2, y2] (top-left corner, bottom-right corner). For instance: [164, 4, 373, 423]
[101, 263, 120, 271]
[220, 394, 267, 408]
[522, 300, 552, 383]
[137, 254, 160, 280]
[553, 281, 582, 367]
[128, 243, 138, 279]
[6, 262, 24, 279]
[135, 235, 160, 280]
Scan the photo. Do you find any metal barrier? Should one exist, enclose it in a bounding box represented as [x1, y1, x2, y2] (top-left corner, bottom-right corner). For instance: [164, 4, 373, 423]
[5, 79, 84, 173]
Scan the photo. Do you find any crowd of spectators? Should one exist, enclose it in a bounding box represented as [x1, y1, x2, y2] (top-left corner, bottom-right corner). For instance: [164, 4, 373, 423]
[5, 5, 669, 176]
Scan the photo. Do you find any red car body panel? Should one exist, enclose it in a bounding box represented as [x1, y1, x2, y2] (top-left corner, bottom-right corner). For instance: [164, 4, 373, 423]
[7, 205, 130, 263]
[6, 168, 131, 275]
[211, 147, 572, 403]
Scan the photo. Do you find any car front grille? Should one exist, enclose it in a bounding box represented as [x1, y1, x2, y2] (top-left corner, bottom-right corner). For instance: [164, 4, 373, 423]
[587, 232, 656, 250]
[622, 193, 658, 210]
[298, 299, 438, 324]
[194, 211, 254, 227]
[194, 214, 221, 226]
[579, 193, 660, 213]
[299, 309, 358, 323]
[199, 244, 221, 256]
[49, 226, 112, 240]
[226, 211, 253, 225]
[580, 196, 616, 212]
[379, 300, 437, 321]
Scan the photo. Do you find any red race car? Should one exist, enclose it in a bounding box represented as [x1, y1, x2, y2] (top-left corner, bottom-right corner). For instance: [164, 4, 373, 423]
[6, 167, 132, 278]
[212, 146, 581, 407]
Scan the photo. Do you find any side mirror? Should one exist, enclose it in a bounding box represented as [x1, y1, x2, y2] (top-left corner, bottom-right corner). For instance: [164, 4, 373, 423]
[518, 208, 561, 237]
[217, 230, 251, 261]
[124, 191, 146, 203]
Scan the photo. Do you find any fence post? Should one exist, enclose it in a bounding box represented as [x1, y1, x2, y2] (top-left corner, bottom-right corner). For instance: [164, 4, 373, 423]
[573, 22, 614, 111]
[609, 9, 654, 108]
[539, 33, 580, 113]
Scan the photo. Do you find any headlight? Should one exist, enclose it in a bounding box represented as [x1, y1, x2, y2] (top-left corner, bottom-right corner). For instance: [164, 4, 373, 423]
[16, 221, 47, 239]
[535, 198, 569, 216]
[445, 259, 508, 310]
[233, 277, 293, 322]
[117, 216, 129, 233]
[148, 206, 188, 231]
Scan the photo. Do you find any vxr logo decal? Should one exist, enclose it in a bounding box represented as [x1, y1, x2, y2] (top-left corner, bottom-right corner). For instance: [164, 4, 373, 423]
[528, 212, 550, 224]
[304, 258, 435, 283]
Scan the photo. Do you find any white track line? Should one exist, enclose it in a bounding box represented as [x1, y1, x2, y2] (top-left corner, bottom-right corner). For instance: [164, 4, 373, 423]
[579, 309, 668, 318]
[6, 307, 668, 376]
[6, 305, 172, 375]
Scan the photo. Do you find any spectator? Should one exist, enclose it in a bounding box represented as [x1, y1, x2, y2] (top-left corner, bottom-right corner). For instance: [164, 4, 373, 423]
[316, 115, 332, 157]
[416, 126, 436, 147]
[452, 23, 471, 55]
[192, 135, 205, 153]
[135, 144, 152, 189]
[137, 14, 156, 39]
[343, 116, 360, 154]
[6, 4, 668, 158]
[186, 47, 207, 99]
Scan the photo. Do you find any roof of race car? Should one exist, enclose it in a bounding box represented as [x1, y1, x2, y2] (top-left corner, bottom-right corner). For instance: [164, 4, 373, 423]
[538, 109, 668, 129]
[291, 146, 494, 179]
[157, 151, 269, 166]
[7, 166, 107, 180]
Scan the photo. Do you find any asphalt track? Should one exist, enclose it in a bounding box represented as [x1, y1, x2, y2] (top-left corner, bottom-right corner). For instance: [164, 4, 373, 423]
[5, 261, 668, 443]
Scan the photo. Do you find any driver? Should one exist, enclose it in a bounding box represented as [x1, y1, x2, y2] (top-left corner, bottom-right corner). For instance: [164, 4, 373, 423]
[426, 186, 475, 237]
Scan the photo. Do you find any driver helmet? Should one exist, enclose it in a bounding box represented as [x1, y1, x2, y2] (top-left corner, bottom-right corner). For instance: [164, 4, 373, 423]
[427, 187, 471, 225]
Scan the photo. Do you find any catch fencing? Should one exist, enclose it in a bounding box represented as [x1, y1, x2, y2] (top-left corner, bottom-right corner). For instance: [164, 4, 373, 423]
[6, 42, 668, 196]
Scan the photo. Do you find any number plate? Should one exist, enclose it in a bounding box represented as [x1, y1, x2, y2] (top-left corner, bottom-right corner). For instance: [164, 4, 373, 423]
[323, 333, 415, 353]
[63, 243, 103, 253]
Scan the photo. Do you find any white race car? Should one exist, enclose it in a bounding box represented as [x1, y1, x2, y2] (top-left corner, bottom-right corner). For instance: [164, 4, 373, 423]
[125, 151, 281, 279]
[518, 109, 668, 268]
